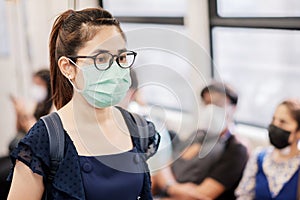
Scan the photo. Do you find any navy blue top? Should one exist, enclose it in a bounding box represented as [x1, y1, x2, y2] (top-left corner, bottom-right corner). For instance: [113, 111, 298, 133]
[79, 147, 144, 200]
[8, 107, 160, 200]
[255, 151, 299, 200]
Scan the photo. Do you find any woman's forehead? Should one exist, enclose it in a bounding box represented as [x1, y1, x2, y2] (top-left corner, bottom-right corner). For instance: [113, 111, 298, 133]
[78, 26, 126, 55]
[274, 105, 294, 121]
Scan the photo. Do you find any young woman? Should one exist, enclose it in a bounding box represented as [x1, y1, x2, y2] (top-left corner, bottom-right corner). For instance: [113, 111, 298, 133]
[236, 99, 300, 200]
[8, 8, 160, 200]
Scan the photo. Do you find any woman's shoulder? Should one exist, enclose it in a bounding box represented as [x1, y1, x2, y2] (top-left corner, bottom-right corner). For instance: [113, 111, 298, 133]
[8, 120, 51, 179]
[247, 146, 273, 162]
[20, 119, 49, 147]
[253, 146, 273, 155]
[12, 119, 51, 167]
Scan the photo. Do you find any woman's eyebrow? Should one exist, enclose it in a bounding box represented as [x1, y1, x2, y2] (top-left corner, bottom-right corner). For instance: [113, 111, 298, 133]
[90, 49, 109, 55]
[118, 48, 127, 53]
[90, 48, 127, 55]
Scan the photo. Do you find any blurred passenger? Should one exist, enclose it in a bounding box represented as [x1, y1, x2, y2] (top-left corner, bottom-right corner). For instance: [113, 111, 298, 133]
[9, 69, 53, 151]
[152, 81, 249, 200]
[235, 99, 300, 200]
[7, 7, 160, 200]
[120, 69, 173, 175]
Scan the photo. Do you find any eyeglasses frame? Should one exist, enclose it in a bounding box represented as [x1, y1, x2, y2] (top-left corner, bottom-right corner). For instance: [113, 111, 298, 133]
[67, 50, 137, 71]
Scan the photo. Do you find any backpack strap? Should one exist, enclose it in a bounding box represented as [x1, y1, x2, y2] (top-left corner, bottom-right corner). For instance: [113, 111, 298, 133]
[41, 112, 65, 181]
[115, 106, 156, 158]
[131, 113, 149, 154]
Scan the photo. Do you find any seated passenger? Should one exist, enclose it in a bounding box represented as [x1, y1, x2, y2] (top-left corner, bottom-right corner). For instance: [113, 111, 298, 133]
[152, 81, 249, 200]
[235, 99, 300, 200]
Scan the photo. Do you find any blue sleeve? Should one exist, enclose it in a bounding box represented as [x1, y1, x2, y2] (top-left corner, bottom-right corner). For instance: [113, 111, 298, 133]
[8, 120, 50, 180]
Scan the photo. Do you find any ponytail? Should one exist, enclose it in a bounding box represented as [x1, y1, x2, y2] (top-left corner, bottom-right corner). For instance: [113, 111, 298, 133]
[49, 10, 74, 109]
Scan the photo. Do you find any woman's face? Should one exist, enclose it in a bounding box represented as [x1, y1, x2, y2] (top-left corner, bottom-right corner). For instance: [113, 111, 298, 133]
[30, 75, 48, 103]
[76, 26, 126, 67]
[272, 104, 300, 144]
[72, 26, 126, 88]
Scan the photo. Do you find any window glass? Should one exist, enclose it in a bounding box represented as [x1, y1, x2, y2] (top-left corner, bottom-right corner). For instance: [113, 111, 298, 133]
[212, 27, 300, 127]
[217, 0, 300, 17]
[121, 23, 192, 109]
[103, 0, 186, 17]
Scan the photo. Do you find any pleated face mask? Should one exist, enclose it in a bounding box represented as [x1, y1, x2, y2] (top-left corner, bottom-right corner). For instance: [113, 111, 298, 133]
[68, 60, 131, 108]
[268, 124, 291, 149]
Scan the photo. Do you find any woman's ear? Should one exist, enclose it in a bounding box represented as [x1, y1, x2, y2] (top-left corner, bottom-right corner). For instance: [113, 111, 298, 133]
[289, 128, 300, 144]
[58, 56, 76, 80]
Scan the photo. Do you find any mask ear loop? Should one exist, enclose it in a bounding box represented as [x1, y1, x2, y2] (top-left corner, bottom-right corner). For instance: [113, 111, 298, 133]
[67, 58, 84, 93]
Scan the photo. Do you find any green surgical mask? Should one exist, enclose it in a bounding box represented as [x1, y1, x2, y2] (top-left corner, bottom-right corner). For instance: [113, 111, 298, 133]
[69, 60, 131, 108]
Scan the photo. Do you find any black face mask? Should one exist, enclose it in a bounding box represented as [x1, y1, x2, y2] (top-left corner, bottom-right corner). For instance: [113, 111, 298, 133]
[268, 124, 291, 149]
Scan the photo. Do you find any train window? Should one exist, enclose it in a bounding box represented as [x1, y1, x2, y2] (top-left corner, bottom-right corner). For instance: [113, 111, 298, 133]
[212, 27, 300, 127]
[102, 0, 186, 17]
[217, 0, 300, 17]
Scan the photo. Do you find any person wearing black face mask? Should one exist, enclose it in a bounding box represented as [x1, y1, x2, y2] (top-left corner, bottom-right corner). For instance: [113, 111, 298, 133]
[236, 99, 300, 200]
[268, 124, 291, 149]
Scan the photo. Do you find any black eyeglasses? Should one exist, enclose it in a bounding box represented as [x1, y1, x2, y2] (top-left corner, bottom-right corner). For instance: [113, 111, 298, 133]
[68, 50, 137, 71]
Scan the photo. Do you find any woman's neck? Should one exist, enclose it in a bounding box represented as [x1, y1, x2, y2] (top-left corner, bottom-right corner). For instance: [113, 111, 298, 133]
[60, 91, 113, 124]
[274, 143, 300, 160]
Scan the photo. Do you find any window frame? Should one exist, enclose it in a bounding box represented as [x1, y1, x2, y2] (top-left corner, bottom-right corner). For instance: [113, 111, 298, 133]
[208, 0, 300, 127]
[208, 0, 300, 77]
[209, 0, 300, 29]
[100, 0, 184, 25]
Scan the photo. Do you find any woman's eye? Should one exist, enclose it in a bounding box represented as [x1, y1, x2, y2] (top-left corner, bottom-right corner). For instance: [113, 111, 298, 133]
[118, 55, 127, 63]
[98, 58, 105, 62]
[279, 119, 287, 124]
[96, 54, 109, 63]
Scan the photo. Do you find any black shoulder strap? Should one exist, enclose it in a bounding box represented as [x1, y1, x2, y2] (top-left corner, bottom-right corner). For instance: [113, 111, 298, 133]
[131, 113, 149, 154]
[41, 112, 65, 181]
[115, 106, 159, 160]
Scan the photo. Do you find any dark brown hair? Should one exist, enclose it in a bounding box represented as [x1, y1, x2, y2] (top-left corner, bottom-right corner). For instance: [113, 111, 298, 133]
[280, 99, 300, 130]
[49, 7, 125, 109]
[200, 81, 238, 105]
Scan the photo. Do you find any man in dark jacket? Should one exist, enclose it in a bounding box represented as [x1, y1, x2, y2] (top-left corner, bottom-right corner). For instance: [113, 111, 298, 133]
[152, 81, 249, 200]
